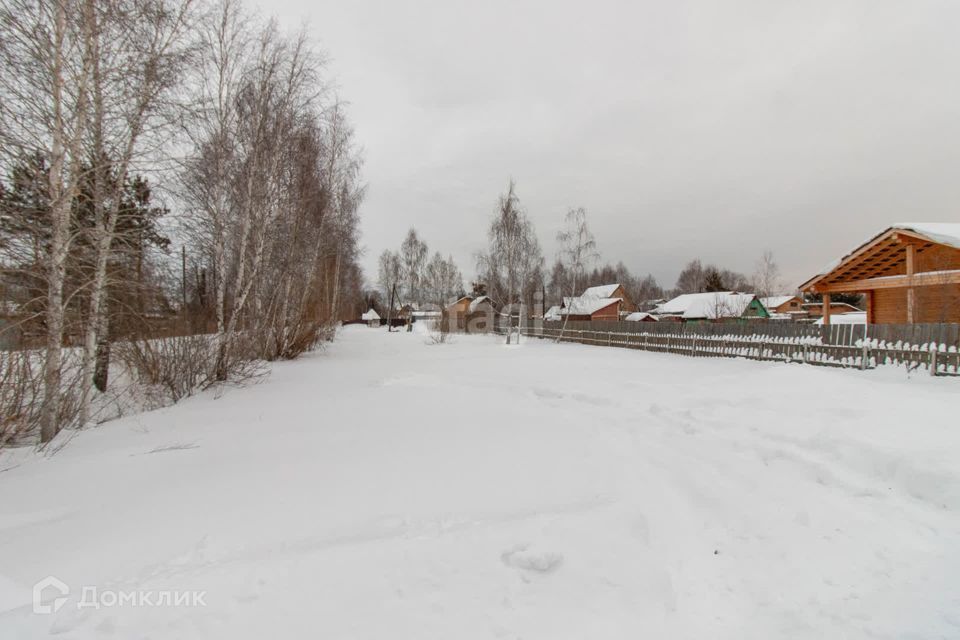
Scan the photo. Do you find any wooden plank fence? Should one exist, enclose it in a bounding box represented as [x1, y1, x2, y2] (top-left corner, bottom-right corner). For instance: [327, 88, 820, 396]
[493, 320, 960, 376]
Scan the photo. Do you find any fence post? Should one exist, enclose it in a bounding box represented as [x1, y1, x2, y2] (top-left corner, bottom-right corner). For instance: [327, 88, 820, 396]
[802, 343, 808, 364]
[930, 347, 938, 377]
[608, 331, 612, 347]
[861, 342, 869, 370]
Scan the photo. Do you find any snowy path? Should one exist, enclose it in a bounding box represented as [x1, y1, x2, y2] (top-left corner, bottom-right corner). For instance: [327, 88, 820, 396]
[1, 326, 959, 638]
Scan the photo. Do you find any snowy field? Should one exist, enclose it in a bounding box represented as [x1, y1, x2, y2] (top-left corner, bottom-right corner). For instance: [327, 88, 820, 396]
[1, 325, 959, 639]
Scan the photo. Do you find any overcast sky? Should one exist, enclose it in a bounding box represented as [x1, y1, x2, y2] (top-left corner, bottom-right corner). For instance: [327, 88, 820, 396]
[259, 0, 960, 291]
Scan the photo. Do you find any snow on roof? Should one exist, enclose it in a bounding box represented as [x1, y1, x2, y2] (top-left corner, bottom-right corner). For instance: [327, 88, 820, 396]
[760, 295, 797, 309]
[468, 296, 492, 313]
[360, 309, 380, 321]
[581, 283, 621, 299]
[654, 292, 758, 319]
[561, 297, 620, 316]
[807, 223, 960, 283]
[815, 311, 866, 325]
[892, 223, 960, 249]
[625, 312, 657, 322]
[544, 305, 562, 321]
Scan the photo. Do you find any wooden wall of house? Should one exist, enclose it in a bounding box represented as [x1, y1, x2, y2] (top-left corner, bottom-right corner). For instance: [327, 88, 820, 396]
[872, 284, 960, 324]
[917, 243, 960, 273]
[592, 305, 620, 321]
[614, 286, 637, 313]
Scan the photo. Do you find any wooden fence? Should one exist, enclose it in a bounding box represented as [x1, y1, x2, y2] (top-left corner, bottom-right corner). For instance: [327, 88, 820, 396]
[495, 320, 960, 377]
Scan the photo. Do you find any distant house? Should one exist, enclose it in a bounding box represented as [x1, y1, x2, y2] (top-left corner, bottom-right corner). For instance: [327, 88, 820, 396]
[446, 295, 472, 315]
[640, 298, 667, 312]
[443, 295, 495, 332]
[580, 283, 637, 313]
[624, 311, 658, 322]
[761, 295, 804, 315]
[468, 295, 496, 314]
[543, 305, 562, 321]
[560, 296, 621, 321]
[800, 223, 960, 324]
[654, 292, 769, 321]
[815, 312, 866, 326]
[411, 309, 441, 323]
[360, 308, 381, 327]
[802, 302, 861, 319]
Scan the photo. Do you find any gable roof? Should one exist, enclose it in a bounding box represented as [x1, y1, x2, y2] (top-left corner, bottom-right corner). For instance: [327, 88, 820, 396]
[581, 283, 622, 299]
[893, 223, 960, 249]
[543, 305, 562, 320]
[801, 223, 960, 291]
[654, 292, 760, 319]
[760, 295, 799, 309]
[625, 311, 657, 322]
[360, 309, 380, 321]
[468, 296, 493, 313]
[561, 297, 620, 316]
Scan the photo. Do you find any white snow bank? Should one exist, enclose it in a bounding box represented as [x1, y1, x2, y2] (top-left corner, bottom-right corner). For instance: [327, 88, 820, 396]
[0, 327, 958, 639]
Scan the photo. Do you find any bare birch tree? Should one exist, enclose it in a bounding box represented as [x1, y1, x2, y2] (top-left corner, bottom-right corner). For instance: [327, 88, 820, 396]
[399, 228, 427, 304]
[751, 250, 781, 299]
[423, 252, 463, 308]
[555, 206, 598, 341]
[1, 0, 97, 441]
[76, 0, 195, 426]
[478, 180, 542, 344]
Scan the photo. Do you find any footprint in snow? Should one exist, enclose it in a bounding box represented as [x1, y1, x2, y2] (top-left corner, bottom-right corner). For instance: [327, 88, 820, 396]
[501, 544, 563, 574]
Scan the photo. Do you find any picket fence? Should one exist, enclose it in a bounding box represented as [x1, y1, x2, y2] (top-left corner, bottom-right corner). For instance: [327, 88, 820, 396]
[495, 320, 960, 377]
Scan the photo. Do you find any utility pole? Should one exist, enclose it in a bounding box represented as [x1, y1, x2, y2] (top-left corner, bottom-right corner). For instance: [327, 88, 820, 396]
[387, 283, 396, 332]
[181, 246, 187, 311]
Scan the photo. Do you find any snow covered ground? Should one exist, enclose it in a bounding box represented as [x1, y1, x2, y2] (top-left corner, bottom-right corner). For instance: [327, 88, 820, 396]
[1, 325, 959, 639]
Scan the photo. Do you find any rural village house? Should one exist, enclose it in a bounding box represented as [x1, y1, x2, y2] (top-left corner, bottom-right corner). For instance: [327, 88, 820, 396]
[559, 296, 621, 321]
[625, 311, 658, 322]
[654, 292, 769, 321]
[761, 295, 804, 315]
[360, 309, 381, 326]
[556, 283, 635, 321]
[580, 283, 637, 314]
[802, 301, 862, 319]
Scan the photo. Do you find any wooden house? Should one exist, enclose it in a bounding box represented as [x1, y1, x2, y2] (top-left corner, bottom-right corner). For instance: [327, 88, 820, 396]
[800, 223, 960, 324]
[760, 295, 804, 315]
[360, 308, 381, 327]
[654, 292, 769, 321]
[560, 297, 621, 321]
[445, 296, 472, 315]
[455, 295, 497, 333]
[801, 302, 861, 318]
[581, 283, 637, 313]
